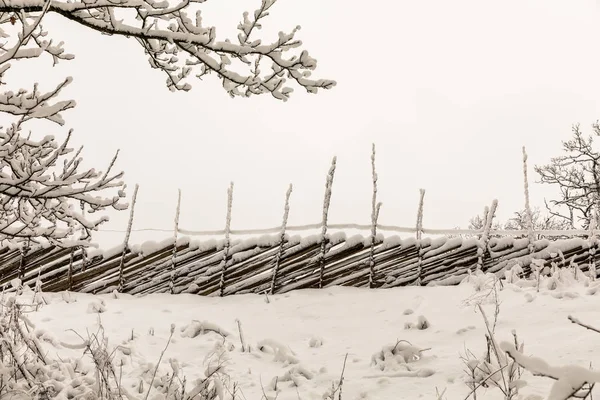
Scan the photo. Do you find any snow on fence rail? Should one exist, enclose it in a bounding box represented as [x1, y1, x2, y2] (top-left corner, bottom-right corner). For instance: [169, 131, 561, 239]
[103, 224, 595, 237]
[0, 232, 597, 296]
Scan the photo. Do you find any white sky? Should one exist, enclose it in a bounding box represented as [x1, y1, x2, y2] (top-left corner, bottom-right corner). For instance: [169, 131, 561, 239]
[15, 0, 600, 247]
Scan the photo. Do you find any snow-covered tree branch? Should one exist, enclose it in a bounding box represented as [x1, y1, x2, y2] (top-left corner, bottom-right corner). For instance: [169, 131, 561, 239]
[0, 0, 335, 100]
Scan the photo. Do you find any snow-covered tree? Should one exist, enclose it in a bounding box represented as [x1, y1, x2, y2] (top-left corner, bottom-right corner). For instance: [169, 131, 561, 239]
[467, 215, 501, 232]
[0, 0, 335, 100]
[467, 207, 569, 239]
[0, 48, 126, 246]
[0, 111, 127, 248]
[535, 123, 600, 229]
[503, 207, 571, 232]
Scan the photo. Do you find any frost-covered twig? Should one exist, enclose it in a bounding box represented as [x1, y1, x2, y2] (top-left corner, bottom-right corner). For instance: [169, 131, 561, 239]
[568, 315, 600, 335]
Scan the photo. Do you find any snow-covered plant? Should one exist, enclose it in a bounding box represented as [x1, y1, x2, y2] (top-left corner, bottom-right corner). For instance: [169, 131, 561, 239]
[530, 259, 546, 292]
[322, 353, 347, 400]
[0, 0, 335, 100]
[461, 306, 525, 400]
[461, 269, 499, 294]
[504, 263, 524, 284]
[185, 341, 234, 400]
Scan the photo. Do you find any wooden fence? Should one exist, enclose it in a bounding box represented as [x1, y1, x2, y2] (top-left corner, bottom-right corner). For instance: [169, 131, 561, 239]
[0, 232, 596, 296]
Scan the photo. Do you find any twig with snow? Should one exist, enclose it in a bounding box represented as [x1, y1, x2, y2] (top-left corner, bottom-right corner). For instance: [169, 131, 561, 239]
[144, 324, 176, 400]
[568, 315, 600, 335]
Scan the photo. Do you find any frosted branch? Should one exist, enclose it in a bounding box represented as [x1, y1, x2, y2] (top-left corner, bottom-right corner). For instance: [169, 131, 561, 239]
[0, 0, 335, 100]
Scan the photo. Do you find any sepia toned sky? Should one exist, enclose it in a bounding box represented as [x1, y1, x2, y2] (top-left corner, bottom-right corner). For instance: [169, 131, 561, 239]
[16, 0, 600, 247]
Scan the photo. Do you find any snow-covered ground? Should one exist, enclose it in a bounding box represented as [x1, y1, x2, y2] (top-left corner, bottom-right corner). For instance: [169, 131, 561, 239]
[6, 270, 600, 400]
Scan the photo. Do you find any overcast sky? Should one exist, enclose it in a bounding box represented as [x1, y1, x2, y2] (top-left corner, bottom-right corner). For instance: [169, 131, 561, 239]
[18, 0, 600, 248]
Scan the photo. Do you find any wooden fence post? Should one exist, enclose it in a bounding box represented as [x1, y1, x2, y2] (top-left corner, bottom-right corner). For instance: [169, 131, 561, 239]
[477, 199, 498, 271]
[68, 248, 74, 290]
[588, 208, 597, 280]
[522, 146, 535, 253]
[319, 157, 337, 289]
[79, 201, 87, 272]
[369, 144, 383, 288]
[219, 182, 234, 297]
[118, 183, 139, 292]
[18, 239, 30, 282]
[170, 189, 182, 294]
[415, 189, 426, 286]
[270, 184, 293, 295]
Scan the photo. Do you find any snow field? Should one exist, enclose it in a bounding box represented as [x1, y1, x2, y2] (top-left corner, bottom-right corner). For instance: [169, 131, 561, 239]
[3, 268, 600, 400]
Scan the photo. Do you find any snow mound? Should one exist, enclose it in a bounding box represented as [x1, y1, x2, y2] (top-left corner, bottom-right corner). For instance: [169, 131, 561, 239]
[180, 320, 231, 338]
[258, 339, 299, 364]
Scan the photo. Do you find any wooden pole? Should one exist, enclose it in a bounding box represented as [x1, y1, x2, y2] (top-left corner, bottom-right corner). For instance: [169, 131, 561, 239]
[169, 188, 182, 294]
[219, 182, 234, 297]
[522, 147, 535, 253]
[80, 201, 87, 272]
[270, 184, 292, 295]
[319, 157, 337, 289]
[415, 189, 426, 285]
[477, 199, 498, 271]
[118, 184, 139, 292]
[588, 207, 597, 281]
[369, 144, 383, 288]
[18, 239, 30, 281]
[68, 248, 74, 290]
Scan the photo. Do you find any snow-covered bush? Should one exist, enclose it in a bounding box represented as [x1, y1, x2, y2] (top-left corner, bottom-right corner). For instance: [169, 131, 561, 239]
[370, 340, 433, 375]
[0, 293, 237, 400]
[461, 269, 499, 293]
[404, 315, 430, 330]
